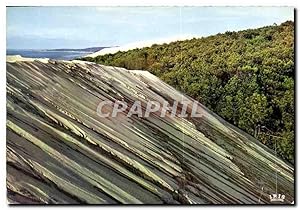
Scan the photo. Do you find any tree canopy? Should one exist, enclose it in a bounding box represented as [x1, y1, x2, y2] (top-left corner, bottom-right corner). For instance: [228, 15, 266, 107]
[82, 21, 295, 164]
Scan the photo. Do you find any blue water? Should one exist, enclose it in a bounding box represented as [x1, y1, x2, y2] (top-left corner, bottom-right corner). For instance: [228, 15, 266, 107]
[7, 49, 94, 60]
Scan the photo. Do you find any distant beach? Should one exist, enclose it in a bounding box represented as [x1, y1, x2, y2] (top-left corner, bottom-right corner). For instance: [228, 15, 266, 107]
[7, 47, 107, 60]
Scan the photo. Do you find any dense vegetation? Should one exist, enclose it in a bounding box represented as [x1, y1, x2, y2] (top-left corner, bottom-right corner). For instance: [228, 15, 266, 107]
[82, 21, 294, 164]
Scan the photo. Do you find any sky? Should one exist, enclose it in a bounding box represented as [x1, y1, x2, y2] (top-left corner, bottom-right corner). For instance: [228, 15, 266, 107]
[6, 6, 294, 49]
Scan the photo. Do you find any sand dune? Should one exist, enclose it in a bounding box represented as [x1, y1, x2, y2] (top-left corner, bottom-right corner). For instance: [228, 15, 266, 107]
[6, 57, 294, 204]
[86, 35, 199, 57]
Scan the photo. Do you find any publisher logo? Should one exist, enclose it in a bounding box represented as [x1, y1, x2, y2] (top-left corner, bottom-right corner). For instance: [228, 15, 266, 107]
[269, 194, 285, 202]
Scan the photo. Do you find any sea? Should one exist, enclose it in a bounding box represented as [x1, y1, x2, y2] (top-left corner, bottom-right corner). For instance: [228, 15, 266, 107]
[6, 49, 97, 60]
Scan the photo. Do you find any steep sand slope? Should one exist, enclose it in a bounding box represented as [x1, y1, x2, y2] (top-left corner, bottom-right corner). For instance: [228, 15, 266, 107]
[6, 56, 294, 204]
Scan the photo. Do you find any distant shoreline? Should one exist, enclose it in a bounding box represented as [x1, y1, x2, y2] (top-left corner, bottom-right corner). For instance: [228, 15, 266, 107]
[6, 47, 110, 60]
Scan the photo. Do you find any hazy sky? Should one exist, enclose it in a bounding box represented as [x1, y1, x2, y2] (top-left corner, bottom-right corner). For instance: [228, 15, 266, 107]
[7, 6, 294, 49]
